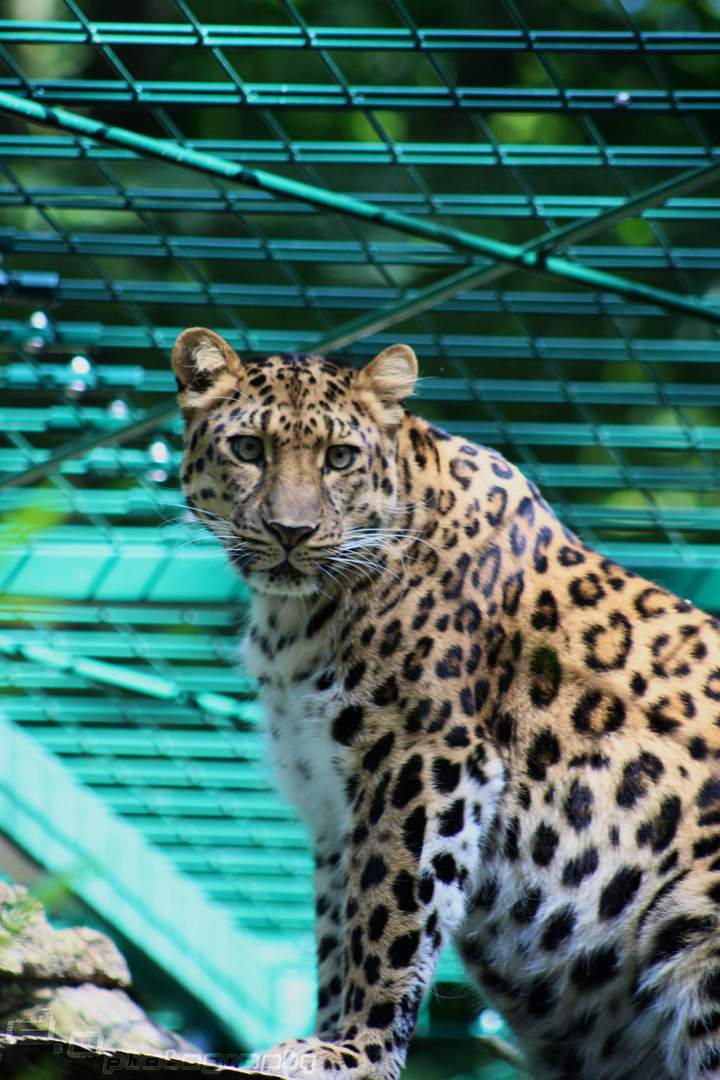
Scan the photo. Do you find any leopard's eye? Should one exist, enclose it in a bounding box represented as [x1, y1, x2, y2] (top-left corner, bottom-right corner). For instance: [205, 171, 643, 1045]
[326, 445, 358, 471]
[229, 435, 264, 463]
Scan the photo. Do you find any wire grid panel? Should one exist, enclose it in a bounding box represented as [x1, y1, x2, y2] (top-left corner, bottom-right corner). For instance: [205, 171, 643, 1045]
[1, 0, 720, 1024]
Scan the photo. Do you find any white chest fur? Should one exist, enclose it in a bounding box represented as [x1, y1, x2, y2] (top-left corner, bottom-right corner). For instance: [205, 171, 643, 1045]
[241, 596, 351, 851]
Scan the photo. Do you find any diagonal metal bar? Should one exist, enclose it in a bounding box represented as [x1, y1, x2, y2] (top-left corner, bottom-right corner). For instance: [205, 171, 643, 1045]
[0, 633, 258, 722]
[0, 397, 180, 489]
[3, 144, 720, 491]
[534, 159, 720, 252]
[301, 146, 720, 349]
[0, 91, 718, 323]
[0, 704, 286, 1046]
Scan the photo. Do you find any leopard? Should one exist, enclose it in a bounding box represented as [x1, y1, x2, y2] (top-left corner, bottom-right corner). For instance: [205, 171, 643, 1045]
[172, 325, 720, 1080]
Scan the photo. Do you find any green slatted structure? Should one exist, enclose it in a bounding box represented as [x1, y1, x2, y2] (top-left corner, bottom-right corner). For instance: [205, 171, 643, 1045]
[1, 0, 720, 1065]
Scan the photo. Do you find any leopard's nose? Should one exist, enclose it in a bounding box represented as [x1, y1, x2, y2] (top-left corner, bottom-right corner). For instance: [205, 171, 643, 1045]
[264, 519, 317, 551]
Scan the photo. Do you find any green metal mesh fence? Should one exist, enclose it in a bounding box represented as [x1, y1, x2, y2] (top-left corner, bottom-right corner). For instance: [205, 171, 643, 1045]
[0, 0, 720, 1064]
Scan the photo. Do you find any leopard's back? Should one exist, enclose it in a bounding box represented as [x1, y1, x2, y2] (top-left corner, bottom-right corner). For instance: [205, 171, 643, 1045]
[408, 440, 720, 1078]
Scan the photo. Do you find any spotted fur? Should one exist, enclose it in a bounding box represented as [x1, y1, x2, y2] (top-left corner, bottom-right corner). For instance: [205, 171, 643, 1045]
[173, 327, 720, 1080]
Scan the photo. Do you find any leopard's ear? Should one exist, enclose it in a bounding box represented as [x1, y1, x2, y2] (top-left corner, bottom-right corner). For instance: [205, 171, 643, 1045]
[171, 327, 241, 399]
[357, 344, 418, 424]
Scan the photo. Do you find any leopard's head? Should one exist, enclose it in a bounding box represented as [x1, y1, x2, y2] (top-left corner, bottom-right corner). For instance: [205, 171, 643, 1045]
[172, 328, 418, 597]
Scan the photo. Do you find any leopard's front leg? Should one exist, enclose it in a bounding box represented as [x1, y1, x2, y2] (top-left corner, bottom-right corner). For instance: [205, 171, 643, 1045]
[313, 840, 347, 1040]
[261, 729, 506, 1080]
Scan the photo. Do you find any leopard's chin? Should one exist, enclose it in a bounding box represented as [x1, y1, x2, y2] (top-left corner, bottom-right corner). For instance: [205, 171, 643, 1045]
[244, 562, 323, 598]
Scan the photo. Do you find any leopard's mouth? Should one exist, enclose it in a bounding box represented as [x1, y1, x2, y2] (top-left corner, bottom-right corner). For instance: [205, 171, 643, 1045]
[227, 545, 306, 572]
[221, 533, 331, 594]
[233, 553, 322, 596]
